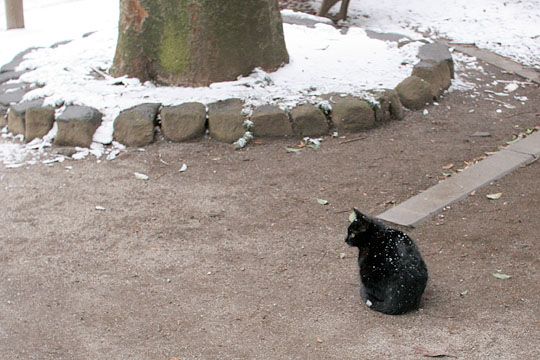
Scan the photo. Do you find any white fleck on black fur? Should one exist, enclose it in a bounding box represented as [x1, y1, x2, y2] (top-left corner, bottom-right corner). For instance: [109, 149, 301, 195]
[346, 208, 428, 315]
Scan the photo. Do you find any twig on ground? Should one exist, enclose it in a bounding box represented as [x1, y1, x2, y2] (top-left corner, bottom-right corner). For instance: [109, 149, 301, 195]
[340, 136, 367, 145]
[506, 111, 540, 118]
[90, 66, 113, 80]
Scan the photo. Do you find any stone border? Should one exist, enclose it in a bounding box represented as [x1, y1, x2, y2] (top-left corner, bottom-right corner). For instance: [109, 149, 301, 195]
[1, 35, 454, 148]
[377, 131, 540, 227]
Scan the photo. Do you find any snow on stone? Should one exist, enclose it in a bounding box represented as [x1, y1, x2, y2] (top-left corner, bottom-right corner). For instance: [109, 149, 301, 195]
[15, 22, 422, 144]
[0, 123, 57, 167]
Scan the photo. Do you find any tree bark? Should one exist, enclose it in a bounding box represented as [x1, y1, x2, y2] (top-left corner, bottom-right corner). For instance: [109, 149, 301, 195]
[112, 0, 289, 87]
[318, 0, 350, 22]
[5, 0, 25, 29]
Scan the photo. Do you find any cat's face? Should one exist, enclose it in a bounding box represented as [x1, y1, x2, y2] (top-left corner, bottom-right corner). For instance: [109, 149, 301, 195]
[345, 208, 371, 247]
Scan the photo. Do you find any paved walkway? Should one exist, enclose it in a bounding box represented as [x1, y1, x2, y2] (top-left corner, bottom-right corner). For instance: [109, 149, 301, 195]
[377, 131, 540, 227]
[378, 40, 540, 227]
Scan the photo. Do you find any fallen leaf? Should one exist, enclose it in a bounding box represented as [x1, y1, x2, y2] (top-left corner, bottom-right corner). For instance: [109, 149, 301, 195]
[470, 131, 491, 137]
[42, 156, 65, 164]
[506, 134, 524, 144]
[158, 154, 170, 165]
[414, 345, 456, 358]
[504, 83, 519, 93]
[442, 163, 454, 170]
[286, 147, 302, 153]
[134, 172, 149, 181]
[317, 198, 329, 206]
[486, 193, 502, 200]
[492, 273, 511, 280]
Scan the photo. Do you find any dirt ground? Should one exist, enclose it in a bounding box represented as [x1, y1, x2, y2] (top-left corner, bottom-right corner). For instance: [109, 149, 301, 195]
[1, 49, 539, 359]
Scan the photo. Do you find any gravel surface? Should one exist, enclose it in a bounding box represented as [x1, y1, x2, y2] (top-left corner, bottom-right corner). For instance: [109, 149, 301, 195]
[1, 55, 539, 359]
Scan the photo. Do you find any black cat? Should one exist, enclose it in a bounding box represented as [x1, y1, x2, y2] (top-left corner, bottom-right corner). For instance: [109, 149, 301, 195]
[346, 208, 428, 315]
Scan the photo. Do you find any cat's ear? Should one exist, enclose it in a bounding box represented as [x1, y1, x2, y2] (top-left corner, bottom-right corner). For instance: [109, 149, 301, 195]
[349, 209, 358, 223]
[350, 208, 364, 223]
[353, 208, 372, 231]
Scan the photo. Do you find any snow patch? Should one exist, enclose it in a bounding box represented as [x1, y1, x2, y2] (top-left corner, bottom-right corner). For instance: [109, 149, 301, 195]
[310, 0, 540, 67]
[15, 22, 422, 145]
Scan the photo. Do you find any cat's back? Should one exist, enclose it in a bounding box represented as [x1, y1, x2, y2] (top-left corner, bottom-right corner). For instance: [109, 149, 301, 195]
[378, 228, 428, 280]
[395, 231, 428, 282]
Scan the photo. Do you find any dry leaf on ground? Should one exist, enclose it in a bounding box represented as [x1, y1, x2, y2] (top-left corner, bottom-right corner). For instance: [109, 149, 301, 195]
[486, 193, 502, 200]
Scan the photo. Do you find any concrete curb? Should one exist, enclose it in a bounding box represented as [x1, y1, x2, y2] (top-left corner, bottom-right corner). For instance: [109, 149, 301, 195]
[441, 41, 540, 85]
[377, 131, 540, 227]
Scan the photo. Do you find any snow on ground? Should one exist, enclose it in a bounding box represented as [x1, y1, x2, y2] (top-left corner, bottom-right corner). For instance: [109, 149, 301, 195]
[9, 15, 422, 144]
[14, 18, 422, 145]
[310, 0, 540, 68]
[0, 0, 423, 165]
[0, 0, 118, 66]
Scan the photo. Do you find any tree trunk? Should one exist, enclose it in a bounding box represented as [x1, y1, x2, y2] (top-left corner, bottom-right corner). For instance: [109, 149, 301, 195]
[5, 0, 25, 29]
[318, 0, 350, 22]
[112, 0, 289, 87]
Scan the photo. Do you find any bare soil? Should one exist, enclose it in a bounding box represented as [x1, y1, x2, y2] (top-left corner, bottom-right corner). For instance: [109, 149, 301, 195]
[0, 55, 539, 358]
